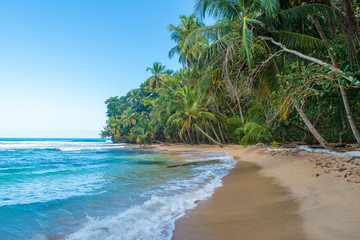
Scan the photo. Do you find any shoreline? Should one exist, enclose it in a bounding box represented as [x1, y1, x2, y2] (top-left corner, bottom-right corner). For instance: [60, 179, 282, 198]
[153, 144, 360, 240]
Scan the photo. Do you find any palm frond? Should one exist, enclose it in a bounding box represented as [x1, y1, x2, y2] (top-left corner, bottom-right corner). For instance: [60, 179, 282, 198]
[183, 24, 232, 48]
[241, 19, 254, 65]
[278, 4, 338, 24]
[240, 122, 273, 146]
[195, 0, 242, 19]
[270, 31, 328, 52]
[260, 0, 280, 16]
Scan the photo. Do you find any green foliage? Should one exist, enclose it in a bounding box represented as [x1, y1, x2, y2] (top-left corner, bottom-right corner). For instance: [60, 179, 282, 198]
[240, 122, 273, 146]
[102, 3, 360, 146]
[278, 4, 338, 24]
[269, 31, 328, 52]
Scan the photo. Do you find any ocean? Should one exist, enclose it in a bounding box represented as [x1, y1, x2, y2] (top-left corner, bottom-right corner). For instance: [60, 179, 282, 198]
[0, 138, 235, 240]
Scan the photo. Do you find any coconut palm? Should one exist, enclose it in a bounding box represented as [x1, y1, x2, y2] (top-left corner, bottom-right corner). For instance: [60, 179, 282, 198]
[145, 62, 166, 92]
[191, 0, 339, 66]
[120, 107, 138, 128]
[187, 0, 353, 147]
[168, 14, 206, 67]
[167, 86, 224, 146]
[309, 9, 360, 143]
[130, 118, 152, 146]
[102, 0, 360, 148]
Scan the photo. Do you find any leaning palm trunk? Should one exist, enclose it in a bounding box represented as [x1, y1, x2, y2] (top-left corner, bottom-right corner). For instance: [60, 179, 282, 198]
[260, 37, 359, 85]
[182, 131, 189, 143]
[339, 87, 360, 143]
[225, 100, 236, 115]
[223, 46, 245, 123]
[193, 123, 224, 147]
[312, 18, 360, 144]
[187, 128, 192, 144]
[209, 121, 223, 144]
[217, 122, 226, 143]
[295, 103, 329, 148]
[235, 93, 245, 124]
[195, 129, 200, 144]
[205, 127, 211, 144]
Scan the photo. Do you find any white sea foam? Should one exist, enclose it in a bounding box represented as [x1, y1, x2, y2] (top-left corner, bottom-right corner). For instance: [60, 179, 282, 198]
[59, 146, 125, 151]
[185, 154, 234, 163]
[266, 146, 360, 157]
[266, 147, 297, 151]
[1, 139, 236, 239]
[0, 172, 105, 207]
[66, 152, 236, 240]
[297, 145, 360, 157]
[0, 140, 125, 151]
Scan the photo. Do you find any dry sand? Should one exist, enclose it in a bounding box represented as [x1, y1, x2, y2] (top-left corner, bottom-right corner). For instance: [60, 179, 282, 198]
[154, 144, 360, 240]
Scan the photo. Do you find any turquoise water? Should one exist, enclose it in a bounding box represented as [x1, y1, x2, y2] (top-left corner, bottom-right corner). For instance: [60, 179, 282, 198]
[0, 139, 235, 240]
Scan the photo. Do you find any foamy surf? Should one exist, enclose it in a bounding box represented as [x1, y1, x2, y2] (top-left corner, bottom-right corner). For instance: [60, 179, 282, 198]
[66, 151, 235, 240]
[0, 140, 125, 151]
[0, 139, 236, 240]
[266, 146, 360, 157]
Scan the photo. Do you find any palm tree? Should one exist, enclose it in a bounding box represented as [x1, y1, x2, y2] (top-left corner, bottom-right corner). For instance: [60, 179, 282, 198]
[145, 62, 166, 92]
[167, 86, 224, 146]
[176, 1, 335, 130]
[105, 116, 122, 141]
[131, 118, 152, 146]
[310, 13, 360, 143]
[294, 103, 329, 148]
[191, 0, 341, 68]
[189, 0, 356, 147]
[120, 107, 138, 128]
[168, 14, 206, 67]
[101, 0, 360, 147]
[126, 89, 141, 108]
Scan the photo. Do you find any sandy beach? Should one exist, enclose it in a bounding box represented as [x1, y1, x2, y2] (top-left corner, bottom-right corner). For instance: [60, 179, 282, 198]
[154, 144, 360, 240]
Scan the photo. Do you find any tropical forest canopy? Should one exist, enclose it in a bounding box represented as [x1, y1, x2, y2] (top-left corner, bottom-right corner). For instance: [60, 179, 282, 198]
[102, 0, 360, 148]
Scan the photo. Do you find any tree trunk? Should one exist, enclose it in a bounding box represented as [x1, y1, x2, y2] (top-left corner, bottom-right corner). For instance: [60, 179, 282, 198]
[194, 128, 200, 144]
[328, 0, 338, 40]
[218, 122, 226, 143]
[341, 0, 360, 67]
[182, 131, 189, 143]
[209, 121, 223, 144]
[312, 16, 327, 41]
[201, 132, 206, 144]
[180, 134, 186, 143]
[205, 127, 211, 144]
[225, 100, 236, 115]
[214, 100, 228, 143]
[312, 18, 360, 144]
[295, 103, 329, 148]
[223, 46, 245, 122]
[186, 128, 192, 144]
[220, 122, 230, 142]
[194, 123, 224, 147]
[158, 80, 175, 92]
[339, 112, 347, 143]
[339, 86, 360, 143]
[260, 37, 359, 85]
[235, 93, 245, 124]
[341, 0, 360, 37]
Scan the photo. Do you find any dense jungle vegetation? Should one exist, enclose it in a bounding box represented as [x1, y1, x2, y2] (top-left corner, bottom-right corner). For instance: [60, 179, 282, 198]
[102, 0, 360, 148]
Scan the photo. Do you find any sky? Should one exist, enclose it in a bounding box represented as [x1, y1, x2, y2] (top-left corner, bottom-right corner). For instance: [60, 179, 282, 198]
[0, 0, 205, 138]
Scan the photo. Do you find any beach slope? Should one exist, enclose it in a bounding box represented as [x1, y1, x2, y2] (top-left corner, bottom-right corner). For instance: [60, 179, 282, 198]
[155, 145, 360, 240]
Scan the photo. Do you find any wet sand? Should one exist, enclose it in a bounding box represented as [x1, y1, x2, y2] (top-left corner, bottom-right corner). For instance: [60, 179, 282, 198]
[173, 161, 306, 240]
[154, 144, 360, 240]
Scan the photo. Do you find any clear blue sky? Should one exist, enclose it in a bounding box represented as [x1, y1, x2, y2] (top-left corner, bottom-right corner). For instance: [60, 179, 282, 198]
[0, 0, 204, 138]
